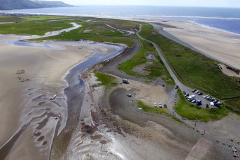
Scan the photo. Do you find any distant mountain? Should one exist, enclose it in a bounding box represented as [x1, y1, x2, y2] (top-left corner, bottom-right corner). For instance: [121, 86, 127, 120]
[0, 0, 72, 10]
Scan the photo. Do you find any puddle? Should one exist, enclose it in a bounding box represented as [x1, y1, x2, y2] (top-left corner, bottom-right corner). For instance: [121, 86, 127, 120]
[37, 136, 44, 141]
[146, 54, 152, 59]
[91, 134, 103, 140]
[37, 102, 46, 106]
[42, 141, 48, 145]
[32, 94, 46, 101]
[82, 125, 98, 135]
[100, 140, 107, 145]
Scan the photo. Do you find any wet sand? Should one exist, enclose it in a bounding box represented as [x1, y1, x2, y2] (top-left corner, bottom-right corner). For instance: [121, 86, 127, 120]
[0, 35, 118, 160]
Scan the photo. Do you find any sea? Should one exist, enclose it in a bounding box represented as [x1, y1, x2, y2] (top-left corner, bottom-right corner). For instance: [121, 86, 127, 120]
[1, 6, 240, 35]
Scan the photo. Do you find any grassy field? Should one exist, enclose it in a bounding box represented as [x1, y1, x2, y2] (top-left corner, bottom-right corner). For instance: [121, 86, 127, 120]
[0, 16, 22, 22]
[140, 23, 240, 111]
[86, 23, 123, 36]
[34, 20, 135, 47]
[22, 16, 69, 21]
[0, 21, 72, 35]
[119, 38, 174, 84]
[138, 101, 182, 123]
[175, 90, 229, 122]
[95, 73, 118, 90]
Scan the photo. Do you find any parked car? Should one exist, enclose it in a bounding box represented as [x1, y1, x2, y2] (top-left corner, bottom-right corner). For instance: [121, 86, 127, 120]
[195, 90, 199, 93]
[127, 94, 132, 97]
[196, 100, 202, 105]
[175, 85, 179, 89]
[159, 103, 162, 108]
[154, 103, 157, 107]
[122, 79, 129, 84]
[192, 99, 196, 103]
[164, 104, 167, 108]
[206, 104, 209, 108]
[197, 91, 203, 95]
[183, 91, 186, 95]
[192, 89, 197, 92]
[203, 94, 209, 99]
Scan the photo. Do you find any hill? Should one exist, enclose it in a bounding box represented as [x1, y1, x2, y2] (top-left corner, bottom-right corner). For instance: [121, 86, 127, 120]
[0, 0, 72, 10]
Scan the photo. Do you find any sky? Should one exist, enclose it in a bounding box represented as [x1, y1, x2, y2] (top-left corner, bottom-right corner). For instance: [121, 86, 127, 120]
[46, 0, 240, 8]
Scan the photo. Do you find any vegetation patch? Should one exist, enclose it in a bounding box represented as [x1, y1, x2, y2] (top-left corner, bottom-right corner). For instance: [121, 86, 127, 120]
[33, 20, 135, 47]
[86, 23, 123, 36]
[138, 101, 182, 123]
[137, 101, 169, 115]
[95, 73, 117, 90]
[140, 23, 240, 110]
[119, 38, 174, 84]
[175, 90, 229, 122]
[0, 21, 72, 35]
[22, 16, 69, 21]
[0, 16, 23, 22]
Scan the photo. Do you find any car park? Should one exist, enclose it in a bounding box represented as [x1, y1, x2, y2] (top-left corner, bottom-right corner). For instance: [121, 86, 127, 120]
[164, 104, 167, 108]
[159, 103, 162, 108]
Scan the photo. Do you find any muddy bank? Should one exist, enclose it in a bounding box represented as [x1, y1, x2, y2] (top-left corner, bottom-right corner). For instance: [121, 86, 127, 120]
[50, 48, 124, 159]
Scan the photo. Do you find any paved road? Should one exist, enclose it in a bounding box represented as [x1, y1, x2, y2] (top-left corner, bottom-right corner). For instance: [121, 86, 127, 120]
[136, 25, 210, 123]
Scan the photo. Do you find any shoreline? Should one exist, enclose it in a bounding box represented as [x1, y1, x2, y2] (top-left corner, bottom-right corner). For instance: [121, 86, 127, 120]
[1, 11, 240, 37]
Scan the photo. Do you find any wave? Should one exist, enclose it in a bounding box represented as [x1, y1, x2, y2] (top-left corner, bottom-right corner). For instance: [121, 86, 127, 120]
[135, 15, 240, 20]
[188, 21, 240, 39]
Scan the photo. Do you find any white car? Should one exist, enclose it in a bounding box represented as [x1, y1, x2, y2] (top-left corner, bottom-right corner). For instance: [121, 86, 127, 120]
[203, 94, 209, 98]
[154, 103, 157, 107]
[232, 147, 237, 152]
[159, 103, 162, 108]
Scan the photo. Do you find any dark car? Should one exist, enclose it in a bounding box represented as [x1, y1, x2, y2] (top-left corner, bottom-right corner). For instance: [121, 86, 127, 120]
[206, 104, 209, 108]
[196, 100, 202, 105]
[185, 94, 189, 98]
[164, 104, 167, 108]
[197, 92, 203, 95]
[127, 94, 132, 97]
[175, 85, 179, 89]
[183, 91, 186, 95]
[122, 79, 129, 84]
[192, 89, 197, 92]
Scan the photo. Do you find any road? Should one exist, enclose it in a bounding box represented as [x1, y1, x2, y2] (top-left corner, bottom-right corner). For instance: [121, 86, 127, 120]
[136, 25, 210, 123]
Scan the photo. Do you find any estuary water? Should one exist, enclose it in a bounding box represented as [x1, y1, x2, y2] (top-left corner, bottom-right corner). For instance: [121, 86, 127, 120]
[1, 6, 240, 35]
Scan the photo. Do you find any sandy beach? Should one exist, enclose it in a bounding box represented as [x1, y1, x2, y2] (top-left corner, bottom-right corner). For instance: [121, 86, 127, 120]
[0, 35, 117, 160]
[148, 20, 240, 70]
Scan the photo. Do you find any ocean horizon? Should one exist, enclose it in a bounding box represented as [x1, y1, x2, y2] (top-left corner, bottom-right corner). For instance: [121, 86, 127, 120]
[1, 6, 240, 35]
